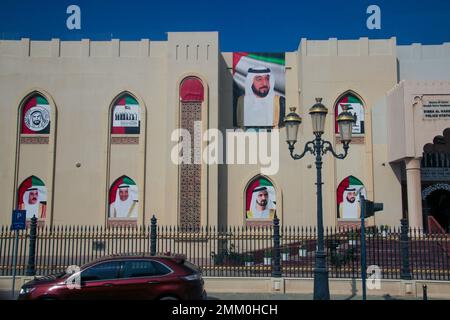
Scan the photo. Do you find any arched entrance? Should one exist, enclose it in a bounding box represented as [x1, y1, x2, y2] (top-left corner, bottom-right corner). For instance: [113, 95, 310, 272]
[421, 128, 450, 232]
[422, 184, 450, 232]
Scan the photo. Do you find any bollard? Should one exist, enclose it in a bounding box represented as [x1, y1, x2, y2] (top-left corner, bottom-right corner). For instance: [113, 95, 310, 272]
[400, 218, 412, 280]
[26, 216, 38, 276]
[150, 215, 157, 256]
[272, 213, 281, 278]
[423, 285, 428, 301]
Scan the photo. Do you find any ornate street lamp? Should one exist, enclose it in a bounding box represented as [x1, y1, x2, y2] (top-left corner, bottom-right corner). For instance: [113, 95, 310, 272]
[284, 107, 302, 144]
[284, 98, 355, 300]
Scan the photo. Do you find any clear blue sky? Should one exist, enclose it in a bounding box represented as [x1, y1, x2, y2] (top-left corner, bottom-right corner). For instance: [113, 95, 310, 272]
[1, 0, 449, 51]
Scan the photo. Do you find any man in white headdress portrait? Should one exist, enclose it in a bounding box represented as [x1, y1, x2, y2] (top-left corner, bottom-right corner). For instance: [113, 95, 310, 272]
[109, 184, 138, 218]
[236, 66, 285, 128]
[339, 187, 365, 219]
[246, 186, 276, 219]
[19, 187, 47, 219]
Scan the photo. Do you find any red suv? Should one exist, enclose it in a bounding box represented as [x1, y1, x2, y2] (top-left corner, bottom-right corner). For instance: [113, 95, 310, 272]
[18, 254, 206, 300]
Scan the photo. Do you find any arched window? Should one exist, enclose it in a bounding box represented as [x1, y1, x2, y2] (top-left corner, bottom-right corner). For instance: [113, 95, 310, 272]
[335, 93, 365, 135]
[180, 77, 205, 102]
[179, 77, 204, 229]
[111, 94, 140, 134]
[108, 176, 138, 219]
[245, 176, 276, 220]
[107, 92, 145, 227]
[21, 94, 51, 134]
[17, 176, 47, 220]
[337, 176, 366, 220]
[16, 92, 56, 223]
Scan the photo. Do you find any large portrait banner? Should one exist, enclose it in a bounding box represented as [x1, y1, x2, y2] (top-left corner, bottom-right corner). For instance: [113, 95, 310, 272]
[246, 177, 276, 220]
[17, 176, 47, 219]
[337, 176, 366, 220]
[233, 53, 286, 129]
[109, 176, 139, 219]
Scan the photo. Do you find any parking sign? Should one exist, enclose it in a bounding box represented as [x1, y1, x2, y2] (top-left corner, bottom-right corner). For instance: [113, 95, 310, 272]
[11, 210, 26, 230]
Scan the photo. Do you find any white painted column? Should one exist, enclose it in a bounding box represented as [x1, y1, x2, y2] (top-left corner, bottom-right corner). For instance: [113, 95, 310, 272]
[405, 158, 423, 229]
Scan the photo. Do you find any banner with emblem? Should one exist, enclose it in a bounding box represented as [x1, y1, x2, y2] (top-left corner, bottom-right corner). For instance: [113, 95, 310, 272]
[233, 53, 286, 129]
[335, 94, 365, 134]
[21, 95, 51, 134]
[111, 95, 140, 134]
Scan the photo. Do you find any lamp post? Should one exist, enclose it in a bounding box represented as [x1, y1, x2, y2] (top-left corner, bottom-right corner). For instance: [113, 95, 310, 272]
[284, 98, 355, 300]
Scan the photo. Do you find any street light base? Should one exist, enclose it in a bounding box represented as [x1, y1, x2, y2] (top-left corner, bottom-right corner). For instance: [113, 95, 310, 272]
[313, 251, 330, 300]
[313, 268, 330, 300]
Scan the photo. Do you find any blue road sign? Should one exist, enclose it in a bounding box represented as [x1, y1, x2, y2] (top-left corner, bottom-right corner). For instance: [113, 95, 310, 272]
[11, 210, 26, 230]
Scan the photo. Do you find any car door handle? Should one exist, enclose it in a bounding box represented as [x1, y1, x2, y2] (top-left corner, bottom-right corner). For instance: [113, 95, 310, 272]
[147, 281, 160, 284]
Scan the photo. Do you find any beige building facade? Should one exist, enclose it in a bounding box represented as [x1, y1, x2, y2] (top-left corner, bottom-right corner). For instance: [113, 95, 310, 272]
[0, 33, 449, 230]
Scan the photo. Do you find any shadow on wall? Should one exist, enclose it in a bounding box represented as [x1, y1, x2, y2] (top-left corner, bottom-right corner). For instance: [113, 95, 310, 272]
[344, 278, 358, 300]
[218, 54, 234, 228]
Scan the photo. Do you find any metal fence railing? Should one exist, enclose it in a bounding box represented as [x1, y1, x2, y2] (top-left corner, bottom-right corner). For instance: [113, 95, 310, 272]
[0, 226, 29, 276]
[0, 216, 449, 281]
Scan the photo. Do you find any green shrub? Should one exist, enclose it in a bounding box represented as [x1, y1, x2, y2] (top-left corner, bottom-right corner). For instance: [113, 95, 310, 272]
[243, 254, 254, 262]
[330, 248, 356, 267]
[210, 243, 242, 265]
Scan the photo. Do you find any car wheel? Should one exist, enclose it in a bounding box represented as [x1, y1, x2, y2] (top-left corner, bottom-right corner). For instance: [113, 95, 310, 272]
[159, 296, 179, 300]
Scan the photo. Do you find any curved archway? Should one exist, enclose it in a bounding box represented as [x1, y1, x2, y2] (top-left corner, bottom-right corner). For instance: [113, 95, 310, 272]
[337, 176, 366, 219]
[420, 127, 450, 232]
[334, 91, 365, 135]
[180, 77, 205, 102]
[422, 183, 450, 200]
[422, 184, 450, 232]
[178, 76, 205, 230]
[106, 91, 146, 227]
[15, 89, 57, 225]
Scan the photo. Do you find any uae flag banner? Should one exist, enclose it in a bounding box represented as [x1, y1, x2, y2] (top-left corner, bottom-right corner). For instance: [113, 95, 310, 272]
[21, 95, 51, 134]
[17, 176, 47, 219]
[111, 95, 140, 134]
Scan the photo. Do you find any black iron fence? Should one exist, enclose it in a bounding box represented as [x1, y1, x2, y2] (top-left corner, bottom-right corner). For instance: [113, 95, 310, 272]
[0, 216, 449, 281]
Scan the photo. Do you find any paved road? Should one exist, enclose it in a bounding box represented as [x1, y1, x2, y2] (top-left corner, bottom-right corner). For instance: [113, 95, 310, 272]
[0, 291, 19, 300]
[207, 292, 421, 300]
[1, 290, 422, 300]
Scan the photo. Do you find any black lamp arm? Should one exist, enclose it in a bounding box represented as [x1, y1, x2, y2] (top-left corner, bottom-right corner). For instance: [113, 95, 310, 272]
[288, 140, 315, 160]
[321, 140, 350, 159]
